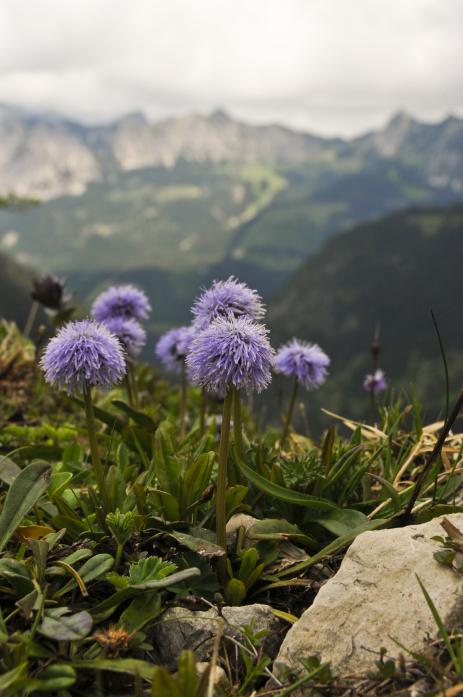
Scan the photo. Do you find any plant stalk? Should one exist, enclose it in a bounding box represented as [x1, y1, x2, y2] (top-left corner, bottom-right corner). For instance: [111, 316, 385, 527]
[124, 373, 134, 407]
[233, 387, 244, 460]
[199, 387, 208, 436]
[82, 383, 107, 511]
[128, 361, 139, 408]
[281, 376, 299, 447]
[179, 358, 187, 440]
[23, 300, 39, 338]
[216, 387, 233, 584]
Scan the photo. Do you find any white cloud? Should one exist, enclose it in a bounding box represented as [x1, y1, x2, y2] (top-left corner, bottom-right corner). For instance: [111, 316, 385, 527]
[0, 0, 462, 135]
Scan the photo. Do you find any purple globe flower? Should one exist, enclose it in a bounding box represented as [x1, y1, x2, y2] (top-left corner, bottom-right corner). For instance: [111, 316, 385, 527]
[186, 316, 274, 394]
[191, 276, 265, 331]
[363, 369, 387, 394]
[155, 325, 195, 373]
[91, 284, 151, 322]
[274, 339, 330, 390]
[103, 317, 146, 358]
[41, 319, 126, 393]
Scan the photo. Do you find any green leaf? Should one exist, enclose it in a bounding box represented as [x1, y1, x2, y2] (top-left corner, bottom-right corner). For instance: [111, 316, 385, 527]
[153, 421, 179, 493]
[224, 577, 246, 605]
[310, 508, 368, 536]
[74, 658, 155, 681]
[0, 455, 20, 485]
[169, 530, 225, 558]
[277, 517, 389, 578]
[119, 593, 162, 632]
[0, 460, 51, 552]
[27, 664, 76, 692]
[112, 399, 157, 430]
[7, 445, 62, 461]
[416, 574, 458, 667]
[71, 396, 125, 431]
[247, 518, 318, 548]
[39, 609, 93, 640]
[368, 472, 401, 513]
[0, 663, 27, 690]
[49, 471, 73, 497]
[57, 554, 113, 596]
[236, 457, 337, 510]
[180, 452, 215, 512]
[176, 651, 199, 697]
[91, 567, 201, 618]
[128, 556, 177, 585]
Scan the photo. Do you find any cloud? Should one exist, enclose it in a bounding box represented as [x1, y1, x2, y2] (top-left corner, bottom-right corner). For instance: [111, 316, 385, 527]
[0, 0, 462, 135]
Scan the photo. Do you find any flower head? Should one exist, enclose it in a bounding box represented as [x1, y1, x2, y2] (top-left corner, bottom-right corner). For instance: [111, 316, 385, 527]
[274, 339, 330, 390]
[103, 317, 146, 358]
[41, 319, 126, 393]
[363, 369, 387, 394]
[31, 274, 72, 311]
[191, 276, 265, 331]
[91, 284, 151, 322]
[186, 316, 274, 394]
[155, 325, 195, 373]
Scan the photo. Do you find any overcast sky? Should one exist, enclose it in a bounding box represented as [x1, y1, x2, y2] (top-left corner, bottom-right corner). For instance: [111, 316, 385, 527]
[1, 0, 462, 137]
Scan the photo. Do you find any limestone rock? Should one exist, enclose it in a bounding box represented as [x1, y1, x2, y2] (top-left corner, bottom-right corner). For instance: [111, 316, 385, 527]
[275, 514, 463, 684]
[152, 603, 281, 669]
[226, 513, 259, 548]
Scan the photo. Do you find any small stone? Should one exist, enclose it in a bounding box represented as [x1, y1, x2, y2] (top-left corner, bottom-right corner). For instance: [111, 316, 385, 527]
[274, 513, 463, 688]
[152, 603, 281, 669]
[226, 513, 259, 548]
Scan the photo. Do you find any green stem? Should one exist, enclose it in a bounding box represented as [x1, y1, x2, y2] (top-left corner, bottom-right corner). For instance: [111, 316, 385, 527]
[23, 300, 39, 338]
[124, 373, 134, 407]
[179, 359, 187, 440]
[369, 389, 376, 424]
[216, 388, 233, 585]
[281, 377, 298, 448]
[233, 387, 244, 460]
[128, 362, 139, 408]
[82, 384, 107, 510]
[199, 387, 208, 436]
[114, 543, 123, 570]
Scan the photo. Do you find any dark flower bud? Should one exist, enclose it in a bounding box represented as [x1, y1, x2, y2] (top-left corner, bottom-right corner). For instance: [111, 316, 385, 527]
[31, 274, 71, 311]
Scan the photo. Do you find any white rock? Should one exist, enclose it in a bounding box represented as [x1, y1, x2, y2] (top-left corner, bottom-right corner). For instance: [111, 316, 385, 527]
[275, 514, 463, 682]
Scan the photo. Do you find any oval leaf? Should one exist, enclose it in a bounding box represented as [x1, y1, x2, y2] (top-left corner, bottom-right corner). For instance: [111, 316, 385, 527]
[0, 461, 51, 552]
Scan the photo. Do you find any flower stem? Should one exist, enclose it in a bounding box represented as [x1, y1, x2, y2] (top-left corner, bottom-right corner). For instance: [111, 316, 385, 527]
[128, 362, 139, 408]
[82, 384, 107, 510]
[124, 373, 134, 407]
[23, 300, 39, 338]
[216, 387, 233, 585]
[233, 387, 244, 460]
[281, 376, 298, 448]
[199, 387, 208, 436]
[179, 358, 187, 440]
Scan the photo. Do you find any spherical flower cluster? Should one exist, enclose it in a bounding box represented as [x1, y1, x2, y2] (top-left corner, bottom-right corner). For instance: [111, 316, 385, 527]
[41, 319, 126, 393]
[92, 284, 151, 323]
[363, 369, 387, 394]
[191, 276, 265, 331]
[155, 325, 195, 373]
[186, 316, 274, 394]
[103, 317, 146, 358]
[274, 339, 330, 390]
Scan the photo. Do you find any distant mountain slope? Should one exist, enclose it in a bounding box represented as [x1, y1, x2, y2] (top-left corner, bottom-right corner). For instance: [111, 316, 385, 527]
[268, 205, 463, 428]
[0, 251, 35, 328]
